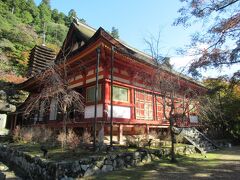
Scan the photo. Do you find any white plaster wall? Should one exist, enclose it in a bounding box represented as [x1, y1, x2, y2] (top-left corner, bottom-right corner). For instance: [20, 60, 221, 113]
[0, 114, 7, 129]
[190, 115, 198, 123]
[69, 82, 83, 89]
[39, 102, 44, 121]
[0, 114, 8, 135]
[84, 104, 103, 118]
[107, 105, 130, 119]
[49, 99, 57, 120]
[108, 75, 130, 84]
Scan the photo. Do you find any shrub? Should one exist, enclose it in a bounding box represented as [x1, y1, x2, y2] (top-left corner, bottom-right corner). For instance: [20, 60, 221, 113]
[67, 129, 80, 151]
[12, 126, 33, 143]
[31, 127, 54, 144]
[21, 128, 33, 143]
[57, 129, 81, 151]
[175, 134, 185, 144]
[57, 131, 66, 150]
[98, 127, 104, 145]
[82, 130, 91, 144]
[148, 130, 161, 147]
[125, 135, 148, 148]
[149, 130, 160, 140]
[32, 127, 42, 143]
[12, 126, 21, 142]
[125, 135, 138, 148]
[42, 128, 54, 143]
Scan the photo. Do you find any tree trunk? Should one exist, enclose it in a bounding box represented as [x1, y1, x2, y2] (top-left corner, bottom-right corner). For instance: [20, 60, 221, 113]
[170, 116, 177, 163]
[63, 104, 67, 148]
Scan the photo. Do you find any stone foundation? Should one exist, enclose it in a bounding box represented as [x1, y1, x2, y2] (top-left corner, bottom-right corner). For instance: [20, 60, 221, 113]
[0, 144, 195, 179]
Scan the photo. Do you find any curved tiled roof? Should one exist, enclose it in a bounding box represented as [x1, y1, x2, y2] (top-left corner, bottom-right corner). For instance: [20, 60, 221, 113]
[71, 20, 205, 87]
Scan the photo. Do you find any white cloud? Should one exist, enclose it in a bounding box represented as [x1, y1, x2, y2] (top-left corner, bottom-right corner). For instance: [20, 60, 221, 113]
[170, 55, 239, 78]
[170, 56, 193, 69]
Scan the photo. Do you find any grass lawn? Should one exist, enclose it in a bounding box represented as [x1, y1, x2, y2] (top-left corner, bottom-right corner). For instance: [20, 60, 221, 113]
[88, 146, 240, 180]
[5, 143, 138, 162]
[3, 140, 185, 162]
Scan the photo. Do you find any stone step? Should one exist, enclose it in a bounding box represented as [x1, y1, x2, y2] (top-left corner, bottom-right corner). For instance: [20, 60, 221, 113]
[179, 127, 218, 153]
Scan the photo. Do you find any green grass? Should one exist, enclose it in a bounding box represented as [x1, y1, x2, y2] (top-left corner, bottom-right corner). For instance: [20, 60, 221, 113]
[2, 140, 191, 162]
[5, 143, 139, 162]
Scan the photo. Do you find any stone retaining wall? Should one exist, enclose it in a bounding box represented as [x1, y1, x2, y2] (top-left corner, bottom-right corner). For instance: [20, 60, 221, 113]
[0, 144, 195, 179]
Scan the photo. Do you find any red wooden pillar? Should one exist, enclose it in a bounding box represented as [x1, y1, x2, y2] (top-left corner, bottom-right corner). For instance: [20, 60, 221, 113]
[153, 94, 157, 121]
[11, 113, 17, 131]
[103, 81, 110, 121]
[130, 88, 135, 120]
[13, 114, 18, 129]
[10, 115, 13, 131]
[146, 124, 149, 140]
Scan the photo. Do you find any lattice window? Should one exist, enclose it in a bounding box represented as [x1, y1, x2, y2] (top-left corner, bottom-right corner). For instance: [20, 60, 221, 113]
[156, 96, 163, 121]
[174, 97, 184, 115]
[156, 95, 171, 121]
[135, 90, 153, 120]
[49, 98, 57, 120]
[86, 84, 102, 102]
[113, 86, 129, 102]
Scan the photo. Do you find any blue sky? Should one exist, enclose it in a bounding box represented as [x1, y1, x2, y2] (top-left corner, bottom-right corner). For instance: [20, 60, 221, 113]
[34, 0, 238, 77]
[34, 0, 194, 58]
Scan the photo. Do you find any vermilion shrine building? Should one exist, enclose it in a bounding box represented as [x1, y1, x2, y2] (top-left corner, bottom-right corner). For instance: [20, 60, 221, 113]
[9, 21, 206, 141]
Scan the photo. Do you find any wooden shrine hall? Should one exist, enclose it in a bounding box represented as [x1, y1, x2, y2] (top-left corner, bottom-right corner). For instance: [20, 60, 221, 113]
[8, 19, 206, 142]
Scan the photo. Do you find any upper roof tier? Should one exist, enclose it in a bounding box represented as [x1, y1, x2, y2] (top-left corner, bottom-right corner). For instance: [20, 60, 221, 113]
[59, 19, 204, 87]
[27, 45, 56, 77]
[69, 19, 162, 66]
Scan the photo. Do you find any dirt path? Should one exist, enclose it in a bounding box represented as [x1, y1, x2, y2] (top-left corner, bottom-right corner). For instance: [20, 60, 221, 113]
[90, 146, 240, 180]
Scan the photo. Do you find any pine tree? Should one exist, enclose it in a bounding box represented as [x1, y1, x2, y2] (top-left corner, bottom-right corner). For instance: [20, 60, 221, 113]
[110, 27, 119, 39]
[38, 0, 51, 23]
[65, 9, 77, 26]
[26, 0, 39, 18]
[41, 0, 51, 8]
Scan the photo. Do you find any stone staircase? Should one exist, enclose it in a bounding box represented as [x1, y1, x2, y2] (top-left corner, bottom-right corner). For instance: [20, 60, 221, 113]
[179, 127, 218, 154]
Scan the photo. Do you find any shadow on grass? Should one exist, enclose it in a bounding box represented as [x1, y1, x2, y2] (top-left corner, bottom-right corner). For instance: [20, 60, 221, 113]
[89, 147, 240, 180]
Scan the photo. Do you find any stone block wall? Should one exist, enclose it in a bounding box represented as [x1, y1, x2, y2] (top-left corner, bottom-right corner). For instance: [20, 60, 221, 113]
[0, 144, 195, 179]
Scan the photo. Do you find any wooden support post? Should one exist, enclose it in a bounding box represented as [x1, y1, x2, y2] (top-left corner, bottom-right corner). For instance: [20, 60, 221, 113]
[153, 95, 157, 121]
[14, 113, 17, 129]
[118, 124, 123, 144]
[10, 115, 13, 131]
[93, 48, 101, 151]
[130, 88, 135, 119]
[146, 124, 149, 140]
[110, 46, 115, 147]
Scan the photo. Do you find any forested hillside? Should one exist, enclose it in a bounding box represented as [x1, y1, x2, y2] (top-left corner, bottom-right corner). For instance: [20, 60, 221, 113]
[0, 0, 85, 83]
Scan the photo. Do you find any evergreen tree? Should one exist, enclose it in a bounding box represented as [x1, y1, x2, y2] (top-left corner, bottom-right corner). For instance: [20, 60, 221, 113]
[51, 9, 59, 23]
[57, 12, 66, 24]
[4, 0, 27, 17]
[110, 27, 119, 39]
[21, 11, 33, 24]
[38, 0, 51, 23]
[41, 0, 51, 8]
[0, 0, 86, 78]
[65, 9, 77, 26]
[26, 0, 39, 18]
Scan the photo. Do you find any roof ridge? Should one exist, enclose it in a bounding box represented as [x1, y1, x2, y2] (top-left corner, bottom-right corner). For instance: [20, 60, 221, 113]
[72, 20, 155, 61]
[73, 20, 97, 33]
